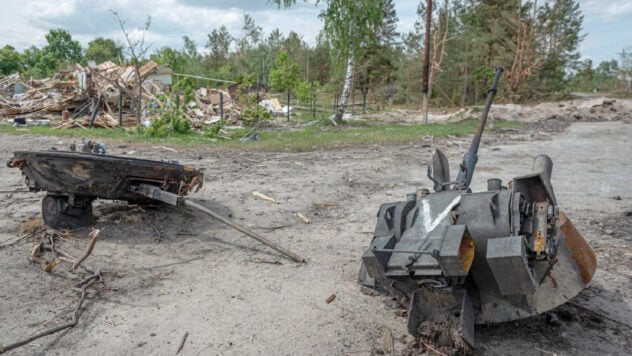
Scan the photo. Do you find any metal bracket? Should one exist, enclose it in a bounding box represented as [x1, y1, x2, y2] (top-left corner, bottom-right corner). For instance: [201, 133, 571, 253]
[129, 184, 182, 206]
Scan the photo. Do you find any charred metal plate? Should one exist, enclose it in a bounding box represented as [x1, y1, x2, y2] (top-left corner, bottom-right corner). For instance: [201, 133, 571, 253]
[8, 151, 203, 201]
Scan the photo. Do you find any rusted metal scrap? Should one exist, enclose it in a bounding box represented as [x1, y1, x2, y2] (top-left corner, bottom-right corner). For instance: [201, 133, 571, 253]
[358, 68, 597, 353]
[8, 144, 304, 263]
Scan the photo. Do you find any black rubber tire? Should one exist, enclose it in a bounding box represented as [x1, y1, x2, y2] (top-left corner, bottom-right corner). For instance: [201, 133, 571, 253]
[42, 195, 93, 230]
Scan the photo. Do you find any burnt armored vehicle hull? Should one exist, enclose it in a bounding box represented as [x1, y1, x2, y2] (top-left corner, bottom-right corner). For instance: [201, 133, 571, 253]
[8, 150, 203, 230]
[8, 147, 305, 262]
[358, 68, 597, 352]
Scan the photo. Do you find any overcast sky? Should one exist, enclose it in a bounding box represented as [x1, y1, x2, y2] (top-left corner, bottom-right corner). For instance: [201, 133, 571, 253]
[0, 0, 629, 65]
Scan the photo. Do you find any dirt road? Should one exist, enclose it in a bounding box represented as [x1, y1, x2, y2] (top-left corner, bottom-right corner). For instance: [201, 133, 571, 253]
[0, 121, 630, 355]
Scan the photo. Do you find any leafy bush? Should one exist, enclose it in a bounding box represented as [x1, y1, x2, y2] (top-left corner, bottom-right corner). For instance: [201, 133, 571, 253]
[142, 80, 193, 137]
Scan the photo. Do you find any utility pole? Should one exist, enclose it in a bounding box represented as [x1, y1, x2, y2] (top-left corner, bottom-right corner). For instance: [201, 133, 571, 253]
[422, 0, 433, 125]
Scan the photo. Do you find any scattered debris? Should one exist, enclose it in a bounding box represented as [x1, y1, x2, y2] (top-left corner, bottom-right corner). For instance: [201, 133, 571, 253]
[0, 227, 103, 354]
[252, 191, 280, 204]
[175, 331, 189, 355]
[0, 61, 240, 130]
[0, 233, 29, 249]
[250, 258, 283, 265]
[152, 145, 178, 153]
[360, 286, 380, 296]
[325, 294, 336, 304]
[312, 201, 337, 207]
[72, 229, 100, 270]
[18, 217, 43, 235]
[379, 327, 394, 355]
[295, 212, 311, 224]
[393, 310, 408, 317]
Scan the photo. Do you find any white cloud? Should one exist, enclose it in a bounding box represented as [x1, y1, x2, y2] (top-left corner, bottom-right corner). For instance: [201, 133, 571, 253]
[25, 0, 78, 18]
[0, 0, 626, 65]
[580, 0, 632, 23]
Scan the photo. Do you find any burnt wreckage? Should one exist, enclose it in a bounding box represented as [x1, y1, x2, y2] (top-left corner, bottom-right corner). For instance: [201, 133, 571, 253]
[358, 68, 597, 351]
[8, 141, 304, 263]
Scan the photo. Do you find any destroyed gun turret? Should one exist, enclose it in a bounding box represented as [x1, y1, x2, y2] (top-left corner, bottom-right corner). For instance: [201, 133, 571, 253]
[8, 144, 304, 263]
[358, 67, 597, 352]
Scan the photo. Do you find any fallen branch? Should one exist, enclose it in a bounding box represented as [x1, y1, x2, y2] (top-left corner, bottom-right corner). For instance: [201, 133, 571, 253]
[295, 212, 311, 224]
[252, 191, 280, 204]
[380, 326, 394, 355]
[72, 229, 100, 270]
[0, 272, 101, 354]
[422, 342, 447, 356]
[175, 331, 189, 354]
[153, 145, 178, 153]
[250, 258, 283, 265]
[312, 201, 337, 207]
[258, 224, 293, 231]
[0, 233, 29, 249]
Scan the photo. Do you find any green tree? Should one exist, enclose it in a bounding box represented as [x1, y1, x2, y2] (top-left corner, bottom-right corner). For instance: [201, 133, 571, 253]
[619, 47, 632, 92]
[0, 45, 22, 75]
[237, 14, 263, 53]
[151, 46, 187, 73]
[269, 50, 301, 119]
[85, 37, 123, 64]
[593, 60, 619, 92]
[21, 45, 57, 78]
[568, 59, 594, 92]
[357, 0, 400, 111]
[272, 0, 384, 124]
[42, 29, 83, 64]
[182, 36, 204, 78]
[205, 25, 233, 70]
[234, 14, 269, 83]
[532, 0, 584, 94]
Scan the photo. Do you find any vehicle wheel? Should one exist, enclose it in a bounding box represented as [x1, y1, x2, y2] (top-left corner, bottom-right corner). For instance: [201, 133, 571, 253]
[42, 194, 93, 230]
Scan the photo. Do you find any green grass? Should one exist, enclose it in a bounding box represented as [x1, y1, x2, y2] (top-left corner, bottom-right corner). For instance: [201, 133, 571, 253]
[0, 119, 521, 152]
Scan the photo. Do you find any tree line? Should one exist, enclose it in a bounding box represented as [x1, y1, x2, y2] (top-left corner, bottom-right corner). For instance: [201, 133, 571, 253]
[1, 0, 631, 113]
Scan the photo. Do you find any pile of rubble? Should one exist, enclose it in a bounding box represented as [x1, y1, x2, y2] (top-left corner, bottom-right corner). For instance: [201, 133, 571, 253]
[0, 61, 239, 129]
[0, 72, 80, 119]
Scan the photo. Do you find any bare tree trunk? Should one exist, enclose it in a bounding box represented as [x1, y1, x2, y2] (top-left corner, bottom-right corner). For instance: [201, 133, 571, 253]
[136, 65, 142, 124]
[334, 56, 353, 125]
[461, 42, 469, 108]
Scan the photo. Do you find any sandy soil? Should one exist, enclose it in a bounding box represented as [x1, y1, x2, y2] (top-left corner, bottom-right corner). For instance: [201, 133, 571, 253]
[0, 100, 631, 355]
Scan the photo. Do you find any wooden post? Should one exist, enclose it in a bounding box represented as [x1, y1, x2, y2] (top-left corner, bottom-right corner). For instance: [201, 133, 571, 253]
[287, 90, 291, 121]
[312, 84, 316, 119]
[219, 91, 224, 120]
[88, 95, 102, 128]
[422, 0, 433, 125]
[118, 91, 123, 128]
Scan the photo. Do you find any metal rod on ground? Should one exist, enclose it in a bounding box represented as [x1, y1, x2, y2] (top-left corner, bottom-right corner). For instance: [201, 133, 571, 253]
[183, 199, 305, 263]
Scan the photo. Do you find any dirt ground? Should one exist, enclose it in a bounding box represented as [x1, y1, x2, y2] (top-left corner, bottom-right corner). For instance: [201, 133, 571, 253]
[0, 98, 631, 355]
